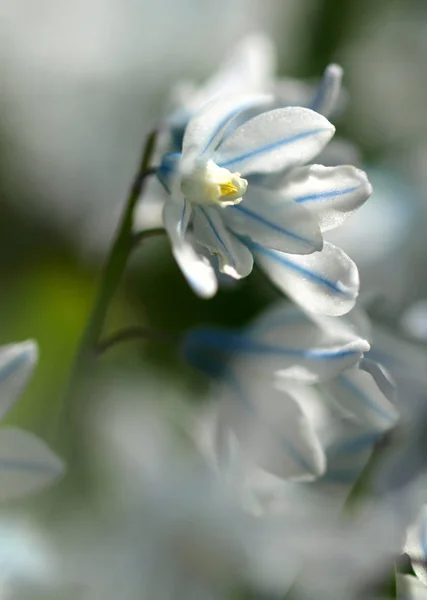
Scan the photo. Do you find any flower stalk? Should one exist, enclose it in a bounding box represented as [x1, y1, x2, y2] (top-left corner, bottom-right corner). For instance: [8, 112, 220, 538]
[57, 130, 158, 478]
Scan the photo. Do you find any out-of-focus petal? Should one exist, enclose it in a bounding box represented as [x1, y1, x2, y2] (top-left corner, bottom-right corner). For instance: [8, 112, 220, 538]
[0, 427, 63, 500]
[220, 374, 326, 481]
[182, 325, 369, 385]
[193, 206, 253, 279]
[251, 240, 359, 316]
[163, 198, 217, 298]
[280, 164, 372, 231]
[0, 341, 38, 422]
[310, 63, 343, 118]
[214, 107, 335, 176]
[323, 366, 399, 432]
[222, 185, 323, 255]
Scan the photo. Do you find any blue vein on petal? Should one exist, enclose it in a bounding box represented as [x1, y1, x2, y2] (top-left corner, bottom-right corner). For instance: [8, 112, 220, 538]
[246, 241, 351, 297]
[217, 129, 327, 170]
[185, 328, 360, 361]
[0, 459, 56, 474]
[231, 204, 314, 247]
[294, 185, 360, 204]
[337, 374, 396, 423]
[227, 370, 316, 474]
[0, 351, 32, 385]
[200, 99, 263, 156]
[199, 208, 235, 268]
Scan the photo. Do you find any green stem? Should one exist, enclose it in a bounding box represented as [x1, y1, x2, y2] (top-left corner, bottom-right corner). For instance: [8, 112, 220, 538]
[57, 130, 158, 474]
[72, 135, 157, 367]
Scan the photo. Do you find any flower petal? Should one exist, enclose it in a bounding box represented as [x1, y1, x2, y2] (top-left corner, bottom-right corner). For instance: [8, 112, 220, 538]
[251, 240, 359, 316]
[222, 185, 323, 255]
[221, 373, 326, 481]
[323, 366, 399, 433]
[182, 325, 369, 385]
[192, 206, 253, 279]
[0, 427, 63, 500]
[213, 107, 335, 176]
[310, 63, 343, 118]
[0, 341, 38, 422]
[280, 164, 372, 231]
[163, 199, 218, 298]
[182, 94, 272, 159]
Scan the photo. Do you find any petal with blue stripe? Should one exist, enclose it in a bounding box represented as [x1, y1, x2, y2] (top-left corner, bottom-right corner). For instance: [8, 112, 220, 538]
[213, 107, 335, 176]
[310, 63, 343, 118]
[220, 373, 326, 481]
[222, 184, 323, 255]
[163, 198, 218, 298]
[279, 164, 372, 231]
[0, 427, 64, 500]
[192, 206, 253, 279]
[182, 323, 369, 385]
[323, 366, 399, 433]
[182, 94, 272, 159]
[251, 240, 359, 316]
[0, 341, 38, 422]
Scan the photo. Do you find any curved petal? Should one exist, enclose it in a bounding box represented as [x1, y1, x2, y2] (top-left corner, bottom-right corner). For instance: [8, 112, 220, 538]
[222, 185, 323, 255]
[310, 63, 343, 118]
[248, 301, 372, 346]
[192, 207, 253, 279]
[213, 107, 335, 176]
[0, 341, 38, 422]
[323, 366, 399, 433]
[251, 240, 359, 316]
[163, 199, 218, 298]
[221, 373, 326, 481]
[182, 94, 272, 159]
[280, 164, 372, 231]
[182, 326, 369, 385]
[0, 427, 63, 500]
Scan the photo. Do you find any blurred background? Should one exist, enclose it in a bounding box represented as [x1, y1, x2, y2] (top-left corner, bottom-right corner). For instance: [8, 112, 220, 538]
[0, 0, 426, 448]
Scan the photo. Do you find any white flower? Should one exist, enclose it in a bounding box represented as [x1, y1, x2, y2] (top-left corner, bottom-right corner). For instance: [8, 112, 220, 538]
[0, 340, 63, 500]
[184, 302, 398, 489]
[158, 95, 372, 315]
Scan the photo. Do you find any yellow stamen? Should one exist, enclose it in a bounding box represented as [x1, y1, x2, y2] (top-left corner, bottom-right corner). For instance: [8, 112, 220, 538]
[219, 181, 238, 197]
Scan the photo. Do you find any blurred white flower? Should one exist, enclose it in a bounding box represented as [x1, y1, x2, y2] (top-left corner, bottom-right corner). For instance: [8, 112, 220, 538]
[183, 302, 398, 493]
[0, 340, 63, 500]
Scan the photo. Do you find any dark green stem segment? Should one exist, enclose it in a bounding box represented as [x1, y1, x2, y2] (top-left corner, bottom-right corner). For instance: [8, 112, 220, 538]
[58, 130, 158, 462]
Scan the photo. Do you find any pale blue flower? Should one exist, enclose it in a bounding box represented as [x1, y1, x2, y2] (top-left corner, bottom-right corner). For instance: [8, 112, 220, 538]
[0, 340, 63, 499]
[158, 95, 372, 315]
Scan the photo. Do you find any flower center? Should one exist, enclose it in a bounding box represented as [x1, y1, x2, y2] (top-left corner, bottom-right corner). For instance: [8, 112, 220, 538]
[181, 159, 248, 207]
